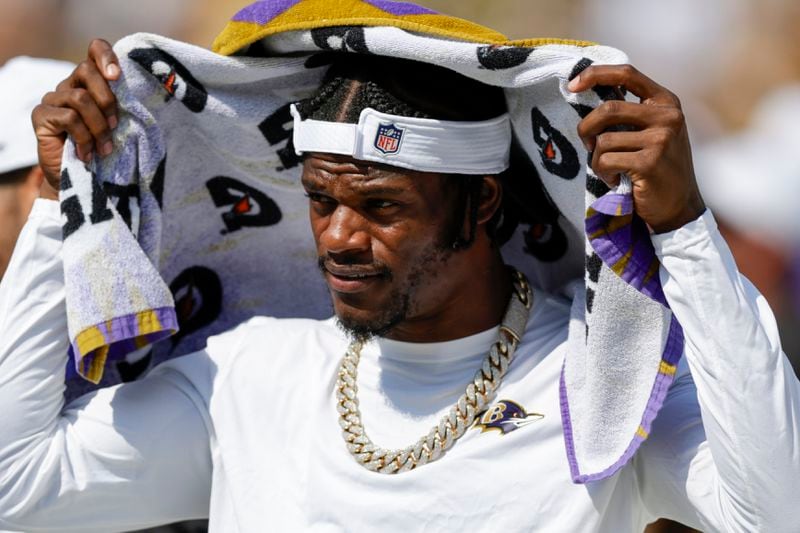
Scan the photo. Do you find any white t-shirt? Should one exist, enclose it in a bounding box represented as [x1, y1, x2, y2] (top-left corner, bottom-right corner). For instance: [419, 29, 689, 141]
[0, 199, 798, 533]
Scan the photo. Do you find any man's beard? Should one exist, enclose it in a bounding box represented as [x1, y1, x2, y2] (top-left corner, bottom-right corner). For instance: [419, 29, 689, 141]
[335, 285, 409, 343]
[318, 243, 452, 343]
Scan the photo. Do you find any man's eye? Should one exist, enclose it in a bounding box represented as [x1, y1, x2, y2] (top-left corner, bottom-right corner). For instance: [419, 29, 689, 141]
[305, 192, 333, 204]
[366, 199, 397, 209]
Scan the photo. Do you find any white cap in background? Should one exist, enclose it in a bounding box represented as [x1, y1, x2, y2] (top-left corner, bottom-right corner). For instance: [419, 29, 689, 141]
[695, 84, 800, 246]
[0, 56, 76, 175]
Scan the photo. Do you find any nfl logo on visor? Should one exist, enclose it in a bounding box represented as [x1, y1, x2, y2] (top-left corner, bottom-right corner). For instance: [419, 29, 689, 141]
[374, 123, 404, 155]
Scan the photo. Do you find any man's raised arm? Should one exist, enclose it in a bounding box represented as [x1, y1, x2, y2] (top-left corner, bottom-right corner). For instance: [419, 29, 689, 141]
[637, 210, 800, 531]
[569, 64, 800, 531]
[0, 199, 212, 531]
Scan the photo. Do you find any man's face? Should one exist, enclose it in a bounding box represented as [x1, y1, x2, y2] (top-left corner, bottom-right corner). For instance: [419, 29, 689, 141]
[302, 153, 463, 341]
[0, 167, 42, 280]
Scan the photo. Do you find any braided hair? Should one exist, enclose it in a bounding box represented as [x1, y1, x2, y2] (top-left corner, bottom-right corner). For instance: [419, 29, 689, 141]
[296, 54, 510, 249]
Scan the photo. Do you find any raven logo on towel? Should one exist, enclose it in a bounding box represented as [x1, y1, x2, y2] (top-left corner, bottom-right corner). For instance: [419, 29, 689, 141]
[530, 107, 580, 180]
[128, 48, 208, 113]
[169, 266, 223, 349]
[206, 176, 282, 234]
[474, 400, 544, 435]
[476, 45, 535, 70]
[311, 26, 370, 54]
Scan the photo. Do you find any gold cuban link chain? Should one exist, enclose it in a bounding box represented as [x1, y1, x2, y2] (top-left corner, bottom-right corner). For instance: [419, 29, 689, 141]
[335, 269, 533, 474]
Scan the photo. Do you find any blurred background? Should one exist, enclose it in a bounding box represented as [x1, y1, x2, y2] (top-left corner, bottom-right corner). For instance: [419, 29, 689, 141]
[1, 1, 798, 531]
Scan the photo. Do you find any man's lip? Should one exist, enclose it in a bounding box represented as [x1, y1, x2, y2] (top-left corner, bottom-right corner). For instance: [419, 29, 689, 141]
[324, 266, 385, 293]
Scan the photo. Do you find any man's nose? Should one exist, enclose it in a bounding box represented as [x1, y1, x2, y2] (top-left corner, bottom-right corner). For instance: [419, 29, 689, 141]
[320, 205, 371, 256]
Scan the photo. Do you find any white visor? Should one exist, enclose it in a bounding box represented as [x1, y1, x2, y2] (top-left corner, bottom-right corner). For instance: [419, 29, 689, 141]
[290, 104, 511, 175]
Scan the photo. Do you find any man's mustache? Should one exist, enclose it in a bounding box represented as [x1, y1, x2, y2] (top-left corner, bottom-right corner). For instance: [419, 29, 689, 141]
[317, 256, 393, 280]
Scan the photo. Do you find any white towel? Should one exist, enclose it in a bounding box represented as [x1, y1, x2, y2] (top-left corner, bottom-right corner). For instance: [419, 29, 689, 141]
[59, 0, 683, 483]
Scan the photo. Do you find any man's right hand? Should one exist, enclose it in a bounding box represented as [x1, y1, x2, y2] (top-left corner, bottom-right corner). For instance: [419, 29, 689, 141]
[32, 39, 121, 199]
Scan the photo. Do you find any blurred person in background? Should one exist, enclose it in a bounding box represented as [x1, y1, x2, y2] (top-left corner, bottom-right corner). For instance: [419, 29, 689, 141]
[0, 1, 63, 64]
[0, 56, 75, 281]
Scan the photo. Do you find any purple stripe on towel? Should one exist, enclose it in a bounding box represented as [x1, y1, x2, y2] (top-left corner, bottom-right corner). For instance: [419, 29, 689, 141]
[68, 307, 179, 381]
[590, 191, 634, 217]
[363, 0, 437, 15]
[586, 192, 667, 305]
[104, 307, 179, 362]
[561, 316, 685, 483]
[590, 222, 666, 303]
[231, 0, 302, 25]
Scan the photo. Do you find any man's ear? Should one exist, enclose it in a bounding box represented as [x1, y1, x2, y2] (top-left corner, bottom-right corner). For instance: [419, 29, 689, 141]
[476, 175, 502, 225]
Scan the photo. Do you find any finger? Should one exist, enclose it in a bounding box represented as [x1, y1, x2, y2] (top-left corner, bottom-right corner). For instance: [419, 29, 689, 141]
[55, 76, 73, 93]
[593, 130, 648, 153]
[568, 64, 677, 105]
[79, 60, 119, 128]
[41, 88, 113, 156]
[578, 100, 679, 149]
[590, 131, 647, 175]
[68, 59, 119, 130]
[32, 104, 94, 162]
[598, 173, 621, 188]
[33, 103, 94, 149]
[592, 150, 641, 185]
[88, 38, 120, 80]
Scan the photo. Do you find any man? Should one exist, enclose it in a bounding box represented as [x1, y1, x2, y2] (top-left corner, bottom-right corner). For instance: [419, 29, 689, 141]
[0, 56, 75, 281]
[0, 17, 798, 533]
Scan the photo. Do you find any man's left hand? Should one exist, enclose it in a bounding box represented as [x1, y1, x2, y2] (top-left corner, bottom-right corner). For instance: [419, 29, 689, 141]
[568, 64, 705, 234]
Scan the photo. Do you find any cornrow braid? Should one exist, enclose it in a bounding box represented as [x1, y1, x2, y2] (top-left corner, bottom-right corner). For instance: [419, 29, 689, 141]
[294, 75, 345, 120]
[361, 80, 431, 119]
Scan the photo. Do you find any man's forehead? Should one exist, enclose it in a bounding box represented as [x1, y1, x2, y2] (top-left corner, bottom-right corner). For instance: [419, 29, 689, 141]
[301, 153, 431, 186]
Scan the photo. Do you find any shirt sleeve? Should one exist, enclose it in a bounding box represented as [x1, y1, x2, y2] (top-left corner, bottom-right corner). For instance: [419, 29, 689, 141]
[636, 209, 800, 532]
[0, 199, 213, 532]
